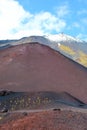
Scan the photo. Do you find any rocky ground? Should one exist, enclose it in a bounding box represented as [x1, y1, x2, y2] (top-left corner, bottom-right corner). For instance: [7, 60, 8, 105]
[0, 108, 87, 130]
[0, 91, 87, 130]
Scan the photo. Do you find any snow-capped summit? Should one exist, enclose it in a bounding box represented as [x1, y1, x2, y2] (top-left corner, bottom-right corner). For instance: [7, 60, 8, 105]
[45, 33, 83, 43]
[0, 33, 87, 67]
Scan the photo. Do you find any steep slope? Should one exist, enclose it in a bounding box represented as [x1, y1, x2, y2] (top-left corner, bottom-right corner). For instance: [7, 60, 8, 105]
[0, 34, 87, 67]
[0, 42, 87, 103]
[46, 33, 87, 67]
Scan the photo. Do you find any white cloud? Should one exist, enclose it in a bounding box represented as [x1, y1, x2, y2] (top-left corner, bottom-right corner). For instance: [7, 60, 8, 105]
[56, 4, 70, 18]
[0, 0, 31, 39]
[0, 0, 66, 40]
[26, 12, 66, 32]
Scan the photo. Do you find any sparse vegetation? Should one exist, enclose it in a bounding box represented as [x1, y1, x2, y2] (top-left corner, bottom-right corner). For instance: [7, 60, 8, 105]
[58, 44, 87, 67]
[76, 51, 87, 67]
[0, 93, 53, 111]
[59, 44, 75, 55]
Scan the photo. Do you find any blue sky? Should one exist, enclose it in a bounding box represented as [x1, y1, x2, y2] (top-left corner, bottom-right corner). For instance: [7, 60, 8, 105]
[0, 0, 87, 40]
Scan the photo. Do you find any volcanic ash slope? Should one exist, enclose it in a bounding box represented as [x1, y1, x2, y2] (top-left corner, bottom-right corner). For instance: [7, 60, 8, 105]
[0, 42, 87, 103]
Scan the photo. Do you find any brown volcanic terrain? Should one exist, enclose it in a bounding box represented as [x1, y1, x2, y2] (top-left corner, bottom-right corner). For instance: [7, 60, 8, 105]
[0, 109, 87, 130]
[0, 42, 87, 129]
[0, 42, 87, 103]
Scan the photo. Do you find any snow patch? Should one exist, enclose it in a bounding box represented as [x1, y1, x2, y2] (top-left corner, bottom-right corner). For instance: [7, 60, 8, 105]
[46, 33, 83, 43]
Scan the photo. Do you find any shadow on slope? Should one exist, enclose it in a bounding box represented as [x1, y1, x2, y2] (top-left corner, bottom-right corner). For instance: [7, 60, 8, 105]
[0, 91, 86, 112]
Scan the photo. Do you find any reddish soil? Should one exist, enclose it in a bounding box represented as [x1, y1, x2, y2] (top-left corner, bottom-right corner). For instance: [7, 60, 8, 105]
[0, 42, 87, 103]
[0, 42, 87, 130]
[0, 109, 87, 130]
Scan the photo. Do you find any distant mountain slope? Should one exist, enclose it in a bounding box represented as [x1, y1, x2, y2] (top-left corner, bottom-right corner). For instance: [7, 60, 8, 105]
[46, 33, 87, 67]
[0, 42, 87, 103]
[46, 33, 83, 43]
[0, 39, 17, 44]
[0, 33, 87, 67]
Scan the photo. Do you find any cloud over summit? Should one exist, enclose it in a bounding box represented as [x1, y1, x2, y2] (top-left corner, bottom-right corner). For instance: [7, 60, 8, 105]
[0, 0, 67, 39]
[0, 0, 87, 41]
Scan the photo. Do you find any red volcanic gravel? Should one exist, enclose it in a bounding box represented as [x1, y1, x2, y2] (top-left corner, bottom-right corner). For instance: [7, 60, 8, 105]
[0, 43, 87, 103]
[0, 110, 87, 130]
